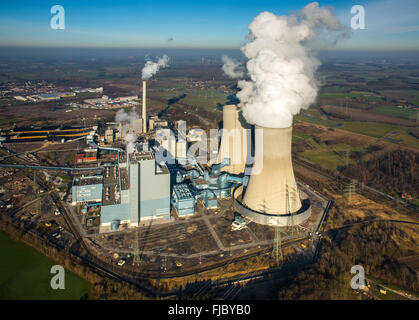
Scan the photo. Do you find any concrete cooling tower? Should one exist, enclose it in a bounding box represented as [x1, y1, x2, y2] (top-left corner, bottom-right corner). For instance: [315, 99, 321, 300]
[243, 126, 300, 213]
[216, 105, 250, 175]
[233, 125, 311, 226]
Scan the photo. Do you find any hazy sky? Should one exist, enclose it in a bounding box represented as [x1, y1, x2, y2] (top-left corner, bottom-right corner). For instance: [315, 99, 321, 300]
[0, 0, 418, 50]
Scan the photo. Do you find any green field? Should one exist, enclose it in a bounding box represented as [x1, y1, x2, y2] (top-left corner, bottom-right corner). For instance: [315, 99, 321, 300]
[295, 108, 419, 147]
[379, 89, 419, 105]
[296, 135, 363, 170]
[373, 105, 418, 120]
[148, 86, 227, 112]
[293, 107, 419, 168]
[0, 231, 90, 300]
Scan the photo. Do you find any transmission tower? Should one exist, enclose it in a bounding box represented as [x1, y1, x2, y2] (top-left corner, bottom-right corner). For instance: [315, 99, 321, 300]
[32, 171, 41, 215]
[161, 255, 167, 272]
[272, 226, 283, 266]
[345, 96, 349, 115]
[266, 197, 283, 266]
[345, 149, 350, 167]
[132, 229, 141, 266]
[344, 179, 357, 203]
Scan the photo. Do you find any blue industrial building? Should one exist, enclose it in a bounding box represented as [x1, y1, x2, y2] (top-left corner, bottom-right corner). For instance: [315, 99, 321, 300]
[71, 176, 103, 205]
[98, 151, 171, 229]
[71, 141, 248, 231]
[129, 152, 171, 225]
[101, 203, 130, 226]
[171, 183, 196, 216]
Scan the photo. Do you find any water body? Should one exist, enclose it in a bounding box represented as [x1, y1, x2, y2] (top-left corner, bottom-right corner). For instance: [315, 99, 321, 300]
[0, 231, 90, 300]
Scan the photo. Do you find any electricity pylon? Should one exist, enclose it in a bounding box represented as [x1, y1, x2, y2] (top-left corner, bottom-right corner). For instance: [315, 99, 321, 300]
[32, 171, 41, 215]
[132, 229, 141, 266]
[272, 226, 283, 266]
[267, 197, 283, 266]
[345, 149, 350, 167]
[344, 179, 357, 203]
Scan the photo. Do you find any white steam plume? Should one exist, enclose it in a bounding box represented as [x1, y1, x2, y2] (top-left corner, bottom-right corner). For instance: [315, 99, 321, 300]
[235, 2, 349, 128]
[125, 132, 137, 154]
[115, 107, 139, 123]
[141, 54, 170, 80]
[221, 55, 245, 79]
[115, 107, 140, 154]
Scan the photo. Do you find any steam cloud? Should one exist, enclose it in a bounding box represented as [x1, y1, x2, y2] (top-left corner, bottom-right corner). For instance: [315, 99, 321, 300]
[115, 107, 139, 123]
[125, 132, 137, 154]
[221, 55, 245, 79]
[141, 54, 170, 80]
[115, 107, 140, 154]
[233, 2, 349, 128]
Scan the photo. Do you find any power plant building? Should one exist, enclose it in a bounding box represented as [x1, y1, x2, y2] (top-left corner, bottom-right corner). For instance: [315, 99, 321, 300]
[99, 151, 170, 229]
[171, 183, 196, 216]
[131, 118, 143, 135]
[128, 152, 171, 225]
[72, 176, 103, 205]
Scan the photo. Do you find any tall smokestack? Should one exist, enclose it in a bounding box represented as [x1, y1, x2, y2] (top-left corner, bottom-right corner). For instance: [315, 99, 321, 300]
[217, 105, 249, 175]
[142, 80, 147, 133]
[242, 126, 301, 214]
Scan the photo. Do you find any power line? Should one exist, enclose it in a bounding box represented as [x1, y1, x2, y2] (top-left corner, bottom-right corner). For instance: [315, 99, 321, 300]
[268, 196, 283, 266]
[132, 228, 141, 266]
[272, 226, 283, 266]
[32, 171, 41, 215]
[344, 179, 357, 203]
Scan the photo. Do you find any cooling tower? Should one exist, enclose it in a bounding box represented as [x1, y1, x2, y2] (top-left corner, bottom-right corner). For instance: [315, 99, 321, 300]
[242, 126, 301, 215]
[216, 105, 249, 175]
[142, 80, 147, 133]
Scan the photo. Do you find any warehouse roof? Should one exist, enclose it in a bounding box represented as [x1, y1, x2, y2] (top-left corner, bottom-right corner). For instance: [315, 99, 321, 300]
[101, 203, 130, 224]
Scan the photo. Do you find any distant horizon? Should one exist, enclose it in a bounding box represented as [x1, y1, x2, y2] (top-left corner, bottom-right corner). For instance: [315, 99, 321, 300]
[2, 46, 419, 52]
[1, 1, 419, 51]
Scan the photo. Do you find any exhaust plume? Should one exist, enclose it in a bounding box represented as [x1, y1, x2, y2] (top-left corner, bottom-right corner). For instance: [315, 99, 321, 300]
[115, 107, 139, 123]
[115, 107, 140, 153]
[141, 54, 170, 80]
[221, 55, 245, 79]
[236, 2, 349, 128]
[125, 132, 137, 154]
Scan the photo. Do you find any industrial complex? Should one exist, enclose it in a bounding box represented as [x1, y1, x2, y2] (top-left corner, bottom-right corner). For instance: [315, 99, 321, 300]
[68, 82, 313, 236]
[1, 79, 328, 277]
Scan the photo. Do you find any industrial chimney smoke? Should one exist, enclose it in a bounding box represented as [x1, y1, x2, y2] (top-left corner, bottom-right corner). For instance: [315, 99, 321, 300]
[242, 126, 301, 215]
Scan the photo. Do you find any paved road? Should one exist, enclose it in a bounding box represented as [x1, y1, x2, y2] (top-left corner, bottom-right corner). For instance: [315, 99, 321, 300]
[201, 214, 225, 251]
[366, 277, 418, 300]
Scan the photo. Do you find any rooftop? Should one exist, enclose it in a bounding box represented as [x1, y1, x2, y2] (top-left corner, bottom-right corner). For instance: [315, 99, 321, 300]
[73, 175, 103, 186]
[173, 183, 194, 200]
[129, 151, 154, 163]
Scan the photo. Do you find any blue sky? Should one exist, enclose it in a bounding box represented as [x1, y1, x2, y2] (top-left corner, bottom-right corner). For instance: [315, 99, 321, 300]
[0, 0, 418, 50]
